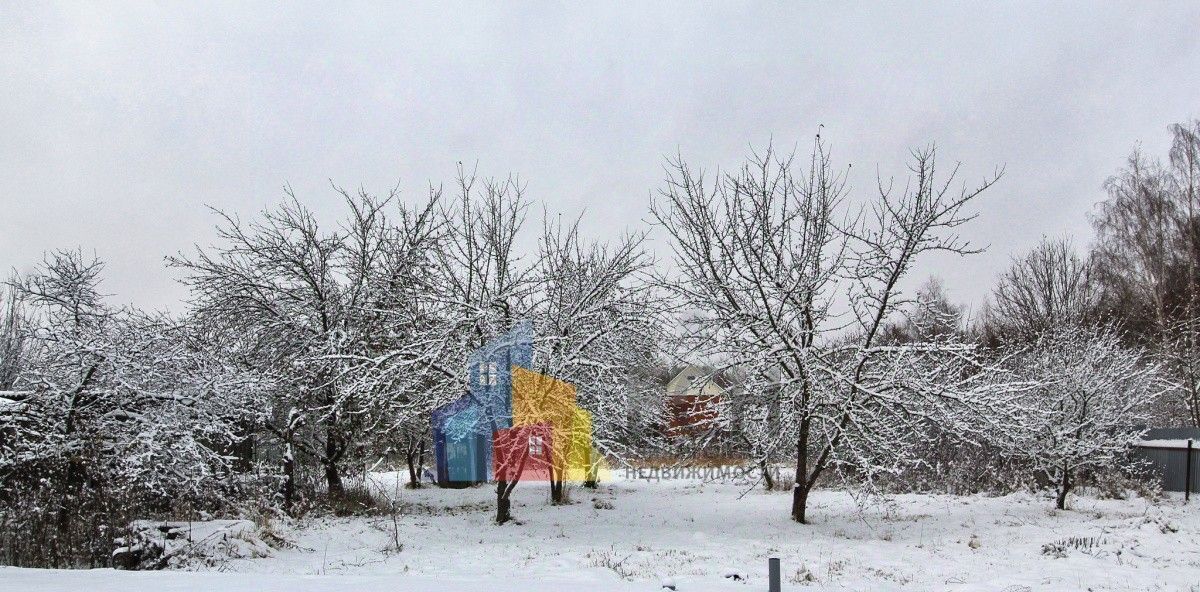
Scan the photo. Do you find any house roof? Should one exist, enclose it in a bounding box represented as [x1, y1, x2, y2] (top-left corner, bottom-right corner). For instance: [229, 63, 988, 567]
[666, 364, 730, 395]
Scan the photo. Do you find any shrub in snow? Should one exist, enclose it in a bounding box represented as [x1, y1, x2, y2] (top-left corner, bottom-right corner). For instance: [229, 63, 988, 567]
[1041, 541, 1068, 559]
[789, 564, 817, 584]
[0, 250, 273, 568]
[113, 520, 275, 570]
[994, 326, 1166, 510]
[1089, 466, 1162, 501]
[1040, 536, 1106, 559]
[586, 547, 635, 580]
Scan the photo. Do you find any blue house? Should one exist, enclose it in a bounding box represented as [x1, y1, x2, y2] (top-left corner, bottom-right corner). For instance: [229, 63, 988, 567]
[432, 321, 533, 487]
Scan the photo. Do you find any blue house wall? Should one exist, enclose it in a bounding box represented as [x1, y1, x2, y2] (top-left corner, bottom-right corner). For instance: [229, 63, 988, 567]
[432, 321, 533, 487]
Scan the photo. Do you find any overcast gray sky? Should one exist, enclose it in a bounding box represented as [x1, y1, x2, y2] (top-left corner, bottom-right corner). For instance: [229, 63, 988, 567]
[2, 2, 1198, 314]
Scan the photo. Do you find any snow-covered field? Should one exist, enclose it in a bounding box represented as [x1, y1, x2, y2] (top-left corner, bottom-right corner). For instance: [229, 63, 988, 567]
[3, 474, 1198, 591]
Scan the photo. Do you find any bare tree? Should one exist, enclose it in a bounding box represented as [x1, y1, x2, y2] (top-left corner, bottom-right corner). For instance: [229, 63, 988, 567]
[0, 284, 28, 391]
[436, 166, 534, 350]
[989, 237, 1099, 339]
[9, 250, 112, 534]
[652, 137, 1002, 523]
[881, 276, 965, 344]
[434, 166, 666, 522]
[997, 326, 1164, 509]
[171, 186, 443, 499]
[1092, 120, 1200, 425]
[1094, 150, 1185, 332]
[528, 217, 665, 503]
[432, 167, 533, 524]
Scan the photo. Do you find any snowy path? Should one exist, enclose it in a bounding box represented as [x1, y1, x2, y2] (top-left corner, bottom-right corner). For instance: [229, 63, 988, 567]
[3, 476, 1198, 591]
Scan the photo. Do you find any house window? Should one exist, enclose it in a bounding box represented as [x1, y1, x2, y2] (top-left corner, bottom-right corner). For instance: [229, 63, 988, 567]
[479, 361, 499, 386]
[528, 435, 544, 456]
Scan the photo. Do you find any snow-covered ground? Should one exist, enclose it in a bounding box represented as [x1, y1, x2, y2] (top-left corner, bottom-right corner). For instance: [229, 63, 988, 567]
[3, 473, 1198, 591]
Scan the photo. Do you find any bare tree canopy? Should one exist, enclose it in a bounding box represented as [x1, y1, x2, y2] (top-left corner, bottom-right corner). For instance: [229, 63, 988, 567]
[989, 237, 1099, 339]
[994, 326, 1165, 509]
[1092, 120, 1200, 426]
[652, 138, 1003, 523]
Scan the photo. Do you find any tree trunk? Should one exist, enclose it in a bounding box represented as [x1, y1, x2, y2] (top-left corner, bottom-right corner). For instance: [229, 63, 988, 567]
[495, 445, 530, 524]
[791, 483, 810, 524]
[1056, 466, 1072, 510]
[325, 462, 344, 497]
[406, 451, 418, 488]
[405, 439, 425, 489]
[550, 479, 564, 504]
[324, 426, 344, 497]
[495, 480, 513, 524]
[57, 365, 97, 534]
[760, 456, 775, 491]
[583, 448, 599, 488]
[282, 445, 296, 515]
[417, 440, 426, 485]
[791, 423, 810, 523]
[56, 458, 81, 534]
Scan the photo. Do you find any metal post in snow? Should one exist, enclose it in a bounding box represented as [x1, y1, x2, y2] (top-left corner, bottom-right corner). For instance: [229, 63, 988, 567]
[1187, 439, 1194, 503]
[768, 557, 781, 592]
